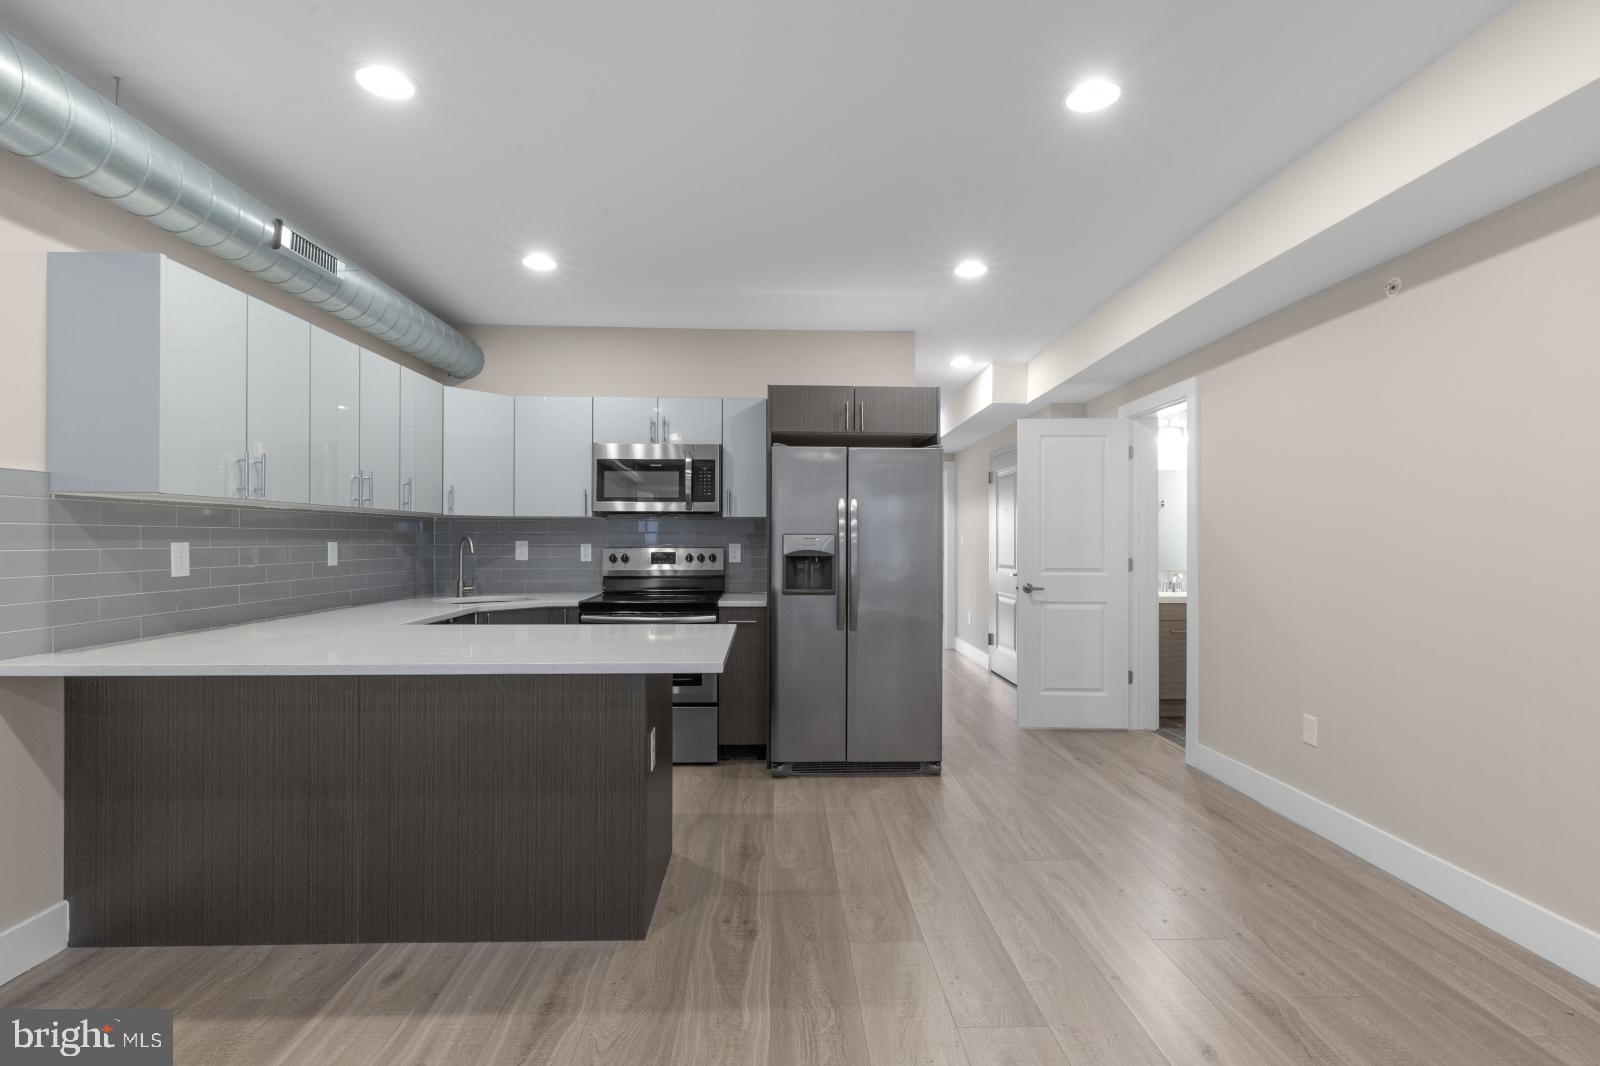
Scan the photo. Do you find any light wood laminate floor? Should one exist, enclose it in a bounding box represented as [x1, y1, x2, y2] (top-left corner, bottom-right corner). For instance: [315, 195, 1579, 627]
[4, 651, 1598, 1064]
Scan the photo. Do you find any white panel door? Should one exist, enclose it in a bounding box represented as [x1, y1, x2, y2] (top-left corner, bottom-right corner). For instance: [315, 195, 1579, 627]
[593, 396, 659, 444]
[1017, 418, 1132, 728]
[244, 298, 310, 504]
[989, 452, 1019, 684]
[720, 398, 766, 517]
[657, 396, 722, 445]
[515, 396, 593, 516]
[309, 328, 361, 507]
[158, 258, 246, 498]
[359, 349, 401, 509]
[400, 368, 443, 513]
[443, 388, 515, 516]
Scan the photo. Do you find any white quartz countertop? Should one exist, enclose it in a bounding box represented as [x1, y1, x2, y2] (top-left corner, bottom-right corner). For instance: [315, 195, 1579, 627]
[0, 595, 735, 678]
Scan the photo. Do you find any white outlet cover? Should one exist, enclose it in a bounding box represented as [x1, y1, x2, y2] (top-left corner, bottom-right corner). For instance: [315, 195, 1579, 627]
[515, 540, 529, 561]
[728, 542, 742, 564]
[169, 541, 190, 578]
[580, 543, 593, 562]
[327, 541, 339, 566]
[1302, 714, 1319, 747]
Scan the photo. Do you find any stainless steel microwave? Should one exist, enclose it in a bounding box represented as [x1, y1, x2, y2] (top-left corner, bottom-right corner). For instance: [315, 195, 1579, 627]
[592, 443, 722, 514]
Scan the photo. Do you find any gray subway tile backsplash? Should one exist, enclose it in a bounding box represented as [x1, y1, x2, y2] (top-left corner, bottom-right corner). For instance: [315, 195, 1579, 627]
[0, 467, 767, 658]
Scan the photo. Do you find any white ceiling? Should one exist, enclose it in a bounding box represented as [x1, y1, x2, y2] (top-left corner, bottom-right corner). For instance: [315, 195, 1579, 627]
[4, 1, 1512, 388]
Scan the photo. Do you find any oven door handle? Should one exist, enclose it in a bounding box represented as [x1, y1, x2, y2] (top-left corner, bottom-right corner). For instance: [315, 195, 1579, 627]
[580, 614, 719, 624]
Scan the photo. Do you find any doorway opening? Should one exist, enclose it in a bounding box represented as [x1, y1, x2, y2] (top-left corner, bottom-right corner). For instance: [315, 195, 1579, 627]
[987, 447, 1018, 685]
[1120, 380, 1197, 752]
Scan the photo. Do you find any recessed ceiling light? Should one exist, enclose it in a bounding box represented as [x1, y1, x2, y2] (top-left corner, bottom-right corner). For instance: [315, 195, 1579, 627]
[953, 259, 988, 279]
[1064, 77, 1121, 113]
[521, 251, 558, 273]
[354, 64, 416, 101]
[950, 354, 973, 369]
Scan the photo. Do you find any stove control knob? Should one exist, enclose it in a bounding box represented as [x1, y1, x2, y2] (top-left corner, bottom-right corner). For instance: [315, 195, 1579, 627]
[708, 553, 717, 563]
[695, 553, 704, 562]
[608, 553, 618, 563]
[620, 553, 629, 563]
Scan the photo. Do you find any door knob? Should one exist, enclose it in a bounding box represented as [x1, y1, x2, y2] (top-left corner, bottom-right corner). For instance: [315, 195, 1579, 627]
[1022, 582, 1045, 593]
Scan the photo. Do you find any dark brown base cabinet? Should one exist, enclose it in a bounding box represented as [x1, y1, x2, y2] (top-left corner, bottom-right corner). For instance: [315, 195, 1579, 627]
[717, 607, 770, 745]
[1159, 601, 1187, 705]
[64, 673, 671, 946]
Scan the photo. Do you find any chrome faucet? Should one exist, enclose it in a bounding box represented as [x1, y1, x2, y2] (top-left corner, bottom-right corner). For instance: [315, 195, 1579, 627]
[456, 536, 476, 598]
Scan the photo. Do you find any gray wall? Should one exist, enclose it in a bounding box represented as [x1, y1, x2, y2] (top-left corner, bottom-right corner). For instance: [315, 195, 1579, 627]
[433, 516, 768, 596]
[0, 469, 432, 657]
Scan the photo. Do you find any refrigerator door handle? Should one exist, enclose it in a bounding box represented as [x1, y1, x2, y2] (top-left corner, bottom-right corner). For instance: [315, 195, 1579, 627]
[848, 496, 860, 630]
[836, 497, 848, 631]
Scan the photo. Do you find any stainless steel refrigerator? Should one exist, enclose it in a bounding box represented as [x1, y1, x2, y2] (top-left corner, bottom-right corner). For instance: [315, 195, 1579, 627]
[769, 445, 943, 774]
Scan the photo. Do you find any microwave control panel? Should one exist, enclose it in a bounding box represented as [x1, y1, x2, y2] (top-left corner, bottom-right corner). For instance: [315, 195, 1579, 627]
[690, 460, 718, 503]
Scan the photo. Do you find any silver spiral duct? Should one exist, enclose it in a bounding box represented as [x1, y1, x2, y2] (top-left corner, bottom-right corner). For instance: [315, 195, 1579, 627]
[0, 29, 484, 379]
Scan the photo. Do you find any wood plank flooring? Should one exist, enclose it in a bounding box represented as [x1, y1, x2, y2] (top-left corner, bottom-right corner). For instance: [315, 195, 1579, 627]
[4, 651, 1598, 1064]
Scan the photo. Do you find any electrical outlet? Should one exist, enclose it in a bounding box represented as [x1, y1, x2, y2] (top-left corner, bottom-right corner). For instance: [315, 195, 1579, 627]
[326, 541, 339, 566]
[580, 543, 593, 562]
[959, 534, 965, 548]
[169, 541, 190, 578]
[515, 540, 529, 561]
[1302, 714, 1319, 747]
[728, 542, 742, 564]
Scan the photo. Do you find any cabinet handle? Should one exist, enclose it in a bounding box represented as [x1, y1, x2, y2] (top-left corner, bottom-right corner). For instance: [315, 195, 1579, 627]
[843, 398, 851, 430]
[256, 451, 268, 499]
[728, 619, 759, 625]
[858, 400, 865, 432]
[403, 477, 413, 511]
[583, 488, 589, 516]
[351, 473, 362, 507]
[725, 488, 732, 514]
[364, 471, 375, 507]
[447, 485, 455, 514]
[650, 414, 657, 443]
[237, 457, 250, 499]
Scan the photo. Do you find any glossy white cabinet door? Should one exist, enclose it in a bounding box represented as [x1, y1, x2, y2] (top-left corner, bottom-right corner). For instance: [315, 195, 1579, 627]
[359, 350, 401, 509]
[401, 368, 444, 513]
[721, 398, 766, 517]
[592, 396, 660, 444]
[515, 396, 592, 516]
[244, 298, 311, 504]
[443, 388, 515, 516]
[657, 397, 723, 446]
[309, 328, 361, 507]
[158, 258, 247, 498]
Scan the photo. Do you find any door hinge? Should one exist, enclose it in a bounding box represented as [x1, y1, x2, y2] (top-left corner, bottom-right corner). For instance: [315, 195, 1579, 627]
[987, 470, 994, 483]
[1128, 557, 1134, 572]
[986, 632, 995, 646]
[1129, 444, 1134, 459]
[1129, 669, 1134, 684]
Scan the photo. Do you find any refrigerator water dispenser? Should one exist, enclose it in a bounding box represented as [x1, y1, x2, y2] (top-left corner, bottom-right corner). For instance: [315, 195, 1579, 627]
[781, 533, 836, 594]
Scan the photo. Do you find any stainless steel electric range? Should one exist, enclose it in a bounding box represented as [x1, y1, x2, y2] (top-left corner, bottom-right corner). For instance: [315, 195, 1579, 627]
[579, 546, 726, 763]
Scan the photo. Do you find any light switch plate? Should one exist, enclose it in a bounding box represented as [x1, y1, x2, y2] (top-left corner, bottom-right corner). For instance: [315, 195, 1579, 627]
[728, 542, 742, 564]
[580, 543, 592, 562]
[515, 540, 529, 561]
[169, 541, 190, 578]
[1302, 714, 1319, 747]
[327, 541, 339, 566]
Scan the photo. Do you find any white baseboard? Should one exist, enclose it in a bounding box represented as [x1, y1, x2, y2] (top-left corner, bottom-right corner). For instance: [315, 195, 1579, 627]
[1189, 743, 1600, 990]
[0, 900, 67, 988]
[953, 637, 990, 670]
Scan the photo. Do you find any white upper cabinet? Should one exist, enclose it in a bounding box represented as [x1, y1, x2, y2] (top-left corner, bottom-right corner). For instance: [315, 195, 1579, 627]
[515, 396, 592, 517]
[592, 396, 660, 444]
[657, 397, 723, 445]
[443, 388, 515, 516]
[309, 329, 361, 508]
[46, 254, 248, 498]
[400, 367, 444, 514]
[160, 258, 248, 499]
[721, 398, 766, 517]
[359, 350, 401, 509]
[245, 298, 311, 504]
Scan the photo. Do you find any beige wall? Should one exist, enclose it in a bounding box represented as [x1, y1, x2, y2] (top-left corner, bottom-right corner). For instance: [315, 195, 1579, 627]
[1097, 165, 1600, 933]
[461, 325, 914, 398]
[952, 423, 1017, 652]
